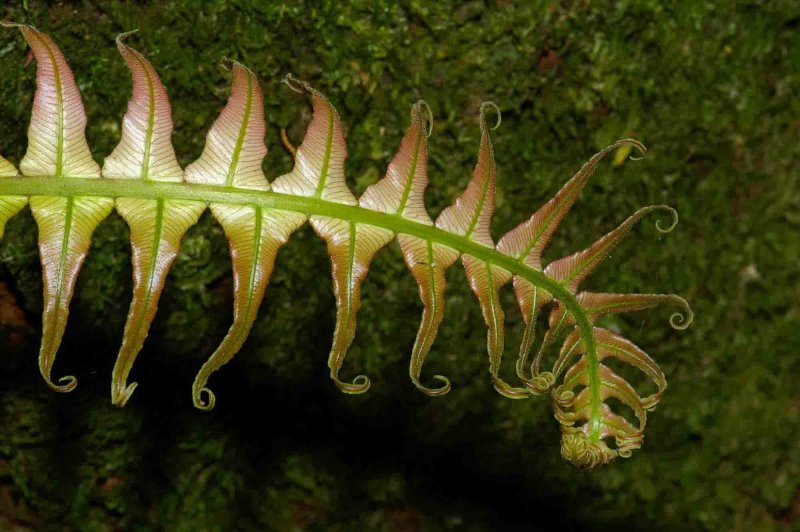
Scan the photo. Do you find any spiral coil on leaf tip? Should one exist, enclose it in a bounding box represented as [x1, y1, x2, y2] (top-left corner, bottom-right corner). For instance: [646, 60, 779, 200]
[40, 353, 78, 392]
[625, 139, 647, 161]
[414, 100, 434, 139]
[46, 374, 78, 393]
[282, 73, 314, 95]
[586, 138, 647, 170]
[219, 57, 246, 72]
[614, 431, 644, 458]
[413, 374, 452, 397]
[479, 101, 502, 131]
[332, 372, 371, 394]
[654, 206, 679, 233]
[553, 388, 575, 407]
[641, 393, 662, 411]
[193, 387, 216, 412]
[668, 296, 694, 330]
[114, 29, 140, 45]
[112, 382, 138, 408]
[560, 432, 617, 470]
[554, 408, 576, 426]
[492, 377, 531, 399]
[520, 366, 555, 395]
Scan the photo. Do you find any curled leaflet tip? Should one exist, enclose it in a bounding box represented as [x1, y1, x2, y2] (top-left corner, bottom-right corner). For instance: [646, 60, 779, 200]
[44, 374, 77, 393]
[413, 374, 451, 396]
[493, 376, 530, 399]
[332, 371, 371, 394]
[479, 101, 501, 131]
[414, 100, 434, 139]
[282, 73, 314, 95]
[112, 381, 138, 407]
[654, 206, 679, 233]
[194, 387, 216, 411]
[668, 296, 693, 329]
[115, 29, 140, 46]
[615, 138, 647, 160]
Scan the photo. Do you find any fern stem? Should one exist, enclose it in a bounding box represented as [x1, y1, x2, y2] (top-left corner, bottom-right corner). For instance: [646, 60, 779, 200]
[0, 175, 599, 409]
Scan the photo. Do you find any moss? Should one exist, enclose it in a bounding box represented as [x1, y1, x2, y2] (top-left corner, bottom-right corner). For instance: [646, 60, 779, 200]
[0, 0, 798, 530]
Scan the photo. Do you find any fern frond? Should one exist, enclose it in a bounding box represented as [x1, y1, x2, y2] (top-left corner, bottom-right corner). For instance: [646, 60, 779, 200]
[186, 64, 305, 410]
[1, 23, 115, 392]
[104, 33, 205, 406]
[0, 25, 693, 469]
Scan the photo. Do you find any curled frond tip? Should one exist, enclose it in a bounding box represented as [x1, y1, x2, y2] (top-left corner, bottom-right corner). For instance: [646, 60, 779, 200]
[282, 73, 313, 95]
[194, 387, 216, 411]
[45, 374, 78, 393]
[414, 374, 451, 397]
[114, 29, 139, 45]
[414, 99, 434, 139]
[112, 382, 138, 408]
[479, 101, 501, 131]
[619, 138, 647, 160]
[668, 296, 694, 329]
[560, 432, 617, 470]
[332, 372, 371, 394]
[492, 377, 531, 399]
[654, 205, 679, 233]
[520, 367, 555, 395]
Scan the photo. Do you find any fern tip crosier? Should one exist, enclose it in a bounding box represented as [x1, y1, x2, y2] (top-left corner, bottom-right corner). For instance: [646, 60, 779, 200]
[0, 24, 693, 468]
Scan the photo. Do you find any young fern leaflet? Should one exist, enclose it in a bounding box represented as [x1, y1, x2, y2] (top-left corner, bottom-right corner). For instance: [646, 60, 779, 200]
[0, 24, 693, 469]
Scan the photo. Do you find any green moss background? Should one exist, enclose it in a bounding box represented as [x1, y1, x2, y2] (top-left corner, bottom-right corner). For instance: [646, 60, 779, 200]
[0, 0, 798, 530]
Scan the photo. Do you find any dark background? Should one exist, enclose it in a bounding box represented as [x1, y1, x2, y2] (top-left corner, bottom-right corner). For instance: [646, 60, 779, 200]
[0, 1, 798, 530]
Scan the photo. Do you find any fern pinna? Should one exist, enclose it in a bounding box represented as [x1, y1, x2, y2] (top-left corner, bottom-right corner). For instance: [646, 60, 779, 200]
[0, 24, 692, 469]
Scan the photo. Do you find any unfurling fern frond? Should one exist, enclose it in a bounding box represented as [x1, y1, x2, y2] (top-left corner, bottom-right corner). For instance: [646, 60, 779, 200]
[0, 24, 693, 469]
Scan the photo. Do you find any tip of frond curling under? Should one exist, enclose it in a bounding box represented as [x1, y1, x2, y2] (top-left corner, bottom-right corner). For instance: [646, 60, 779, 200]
[111, 381, 138, 407]
[332, 372, 371, 394]
[44, 374, 78, 393]
[492, 377, 530, 399]
[552, 387, 575, 408]
[654, 206, 679, 233]
[614, 432, 644, 458]
[581, 139, 646, 174]
[479, 101, 502, 131]
[220, 56, 234, 71]
[282, 73, 314, 95]
[219, 57, 249, 72]
[641, 394, 662, 412]
[560, 432, 617, 470]
[114, 29, 139, 46]
[193, 387, 216, 411]
[413, 100, 434, 139]
[413, 374, 451, 397]
[613, 138, 647, 161]
[521, 370, 555, 395]
[668, 296, 694, 330]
